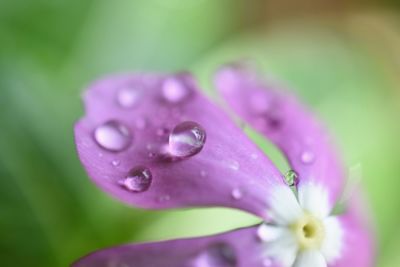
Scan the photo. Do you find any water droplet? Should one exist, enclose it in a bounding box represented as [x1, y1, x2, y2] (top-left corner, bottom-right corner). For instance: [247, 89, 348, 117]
[228, 160, 240, 171]
[119, 166, 152, 192]
[200, 170, 207, 177]
[117, 86, 141, 108]
[135, 117, 147, 130]
[251, 153, 259, 160]
[283, 170, 299, 186]
[231, 188, 243, 200]
[190, 243, 237, 267]
[162, 77, 190, 104]
[169, 121, 206, 158]
[111, 160, 120, 167]
[148, 152, 156, 158]
[300, 150, 315, 164]
[94, 120, 132, 152]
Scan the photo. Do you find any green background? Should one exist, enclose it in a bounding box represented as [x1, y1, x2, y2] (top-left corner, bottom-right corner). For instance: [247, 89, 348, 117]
[0, 1, 399, 266]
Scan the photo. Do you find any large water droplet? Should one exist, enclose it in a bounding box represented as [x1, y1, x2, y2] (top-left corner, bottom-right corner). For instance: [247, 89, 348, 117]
[162, 77, 190, 104]
[119, 166, 152, 192]
[117, 86, 141, 108]
[300, 150, 315, 165]
[169, 121, 206, 158]
[283, 170, 299, 186]
[190, 243, 237, 267]
[94, 120, 132, 152]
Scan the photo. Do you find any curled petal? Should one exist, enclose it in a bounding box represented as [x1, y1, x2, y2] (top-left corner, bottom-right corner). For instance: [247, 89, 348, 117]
[215, 63, 345, 208]
[74, 73, 283, 217]
[72, 226, 278, 267]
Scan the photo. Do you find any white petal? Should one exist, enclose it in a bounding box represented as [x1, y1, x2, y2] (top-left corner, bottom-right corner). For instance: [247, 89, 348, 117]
[321, 216, 344, 264]
[294, 249, 327, 267]
[257, 224, 287, 242]
[267, 185, 303, 225]
[298, 183, 330, 219]
[262, 228, 299, 267]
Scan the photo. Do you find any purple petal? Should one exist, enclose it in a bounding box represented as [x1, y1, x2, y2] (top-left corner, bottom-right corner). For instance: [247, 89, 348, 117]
[215, 63, 345, 207]
[74, 73, 283, 218]
[72, 226, 278, 267]
[333, 200, 375, 267]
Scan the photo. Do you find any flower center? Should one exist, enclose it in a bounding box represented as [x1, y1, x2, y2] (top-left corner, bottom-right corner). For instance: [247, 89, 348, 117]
[292, 214, 325, 250]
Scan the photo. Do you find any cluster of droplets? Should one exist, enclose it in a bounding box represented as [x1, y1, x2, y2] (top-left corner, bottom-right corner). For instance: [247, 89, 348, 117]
[92, 76, 206, 194]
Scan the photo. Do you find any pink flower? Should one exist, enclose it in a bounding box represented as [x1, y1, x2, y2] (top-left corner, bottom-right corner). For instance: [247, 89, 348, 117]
[73, 63, 374, 267]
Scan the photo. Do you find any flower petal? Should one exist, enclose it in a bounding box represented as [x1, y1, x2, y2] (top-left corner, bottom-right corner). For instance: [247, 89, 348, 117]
[293, 249, 327, 267]
[72, 226, 277, 267]
[74, 73, 283, 217]
[215, 63, 345, 207]
[329, 201, 375, 267]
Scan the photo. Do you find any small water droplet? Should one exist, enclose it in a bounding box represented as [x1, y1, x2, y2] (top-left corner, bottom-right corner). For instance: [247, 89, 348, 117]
[169, 121, 206, 158]
[300, 150, 315, 164]
[190, 243, 237, 267]
[162, 77, 190, 104]
[117, 86, 141, 108]
[200, 170, 207, 177]
[228, 160, 240, 171]
[135, 117, 147, 130]
[251, 153, 259, 160]
[283, 170, 299, 186]
[231, 188, 243, 200]
[148, 152, 156, 158]
[111, 160, 120, 167]
[94, 120, 132, 152]
[119, 166, 152, 192]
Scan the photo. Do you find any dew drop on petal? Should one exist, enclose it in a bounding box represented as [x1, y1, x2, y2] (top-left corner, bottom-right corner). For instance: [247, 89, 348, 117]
[119, 166, 152, 192]
[300, 150, 315, 165]
[190, 243, 237, 267]
[169, 121, 206, 158]
[94, 120, 132, 152]
[111, 160, 120, 167]
[117, 86, 141, 108]
[200, 170, 207, 177]
[283, 170, 299, 186]
[162, 77, 190, 104]
[231, 188, 243, 200]
[228, 160, 240, 171]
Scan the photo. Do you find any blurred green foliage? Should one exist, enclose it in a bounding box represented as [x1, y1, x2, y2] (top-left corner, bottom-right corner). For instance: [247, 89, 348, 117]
[0, 1, 399, 266]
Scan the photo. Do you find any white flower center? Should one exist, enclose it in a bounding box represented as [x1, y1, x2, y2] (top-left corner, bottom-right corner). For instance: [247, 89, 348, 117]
[258, 183, 344, 267]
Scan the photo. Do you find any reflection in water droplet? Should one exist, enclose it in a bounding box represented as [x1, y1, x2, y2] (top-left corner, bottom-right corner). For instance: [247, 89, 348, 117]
[190, 243, 237, 267]
[231, 188, 243, 200]
[169, 121, 206, 158]
[117, 86, 141, 108]
[162, 77, 190, 104]
[300, 150, 315, 165]
[94, 120, 132, 152]
[283, 170, 299, 186]
[119, 166, 152, 192]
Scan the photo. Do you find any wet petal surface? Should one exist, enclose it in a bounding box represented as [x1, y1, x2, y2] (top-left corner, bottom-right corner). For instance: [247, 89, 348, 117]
[215, 63, 345, 209]
[72, 226, 279, 267]
[74, 73, 283, 217]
